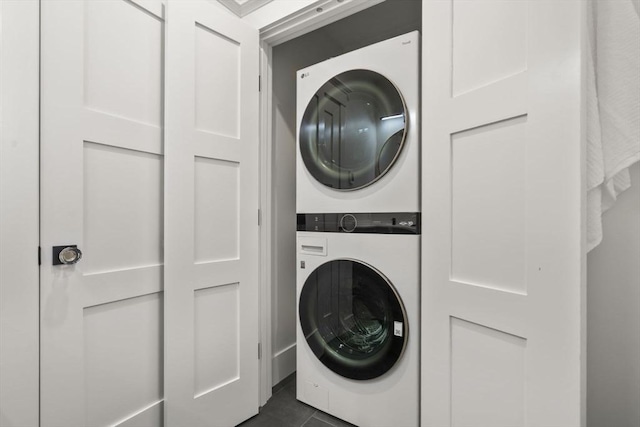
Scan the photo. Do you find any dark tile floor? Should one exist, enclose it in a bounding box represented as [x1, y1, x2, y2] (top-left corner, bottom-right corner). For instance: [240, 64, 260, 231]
[238, 374, 356, 427]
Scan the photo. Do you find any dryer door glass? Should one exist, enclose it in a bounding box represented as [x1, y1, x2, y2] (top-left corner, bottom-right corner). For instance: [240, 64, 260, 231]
[299, 70, 407, 191]
[299, 259, 407, 380]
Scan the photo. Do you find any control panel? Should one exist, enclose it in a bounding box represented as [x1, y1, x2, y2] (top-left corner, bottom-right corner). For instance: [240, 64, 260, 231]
[297, 212, 421, 234]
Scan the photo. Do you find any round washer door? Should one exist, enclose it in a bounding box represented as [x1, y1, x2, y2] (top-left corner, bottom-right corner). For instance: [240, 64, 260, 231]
[299, 69, 407, 191]
[299, 259, 407, 380]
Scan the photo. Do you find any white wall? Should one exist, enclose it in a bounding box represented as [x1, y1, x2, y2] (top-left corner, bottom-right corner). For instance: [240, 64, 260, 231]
[269, 0, 421, 386]
[0, 2, 40, 426]
[587, 162, 640, 427]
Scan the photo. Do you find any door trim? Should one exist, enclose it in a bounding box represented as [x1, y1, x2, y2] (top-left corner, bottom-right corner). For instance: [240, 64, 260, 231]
[258, 39, 273, 406]
[259, 0, 384, 46]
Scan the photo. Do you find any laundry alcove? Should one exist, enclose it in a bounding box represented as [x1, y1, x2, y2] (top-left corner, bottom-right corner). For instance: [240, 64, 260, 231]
[266, 0, 421, 390]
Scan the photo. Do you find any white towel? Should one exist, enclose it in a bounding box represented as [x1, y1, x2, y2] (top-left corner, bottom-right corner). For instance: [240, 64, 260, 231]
[587, 0, 640, 252]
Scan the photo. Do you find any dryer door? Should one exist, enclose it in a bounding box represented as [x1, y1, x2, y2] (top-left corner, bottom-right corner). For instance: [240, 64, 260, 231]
[299, 259, 407, 380]
[299, 70, 407, 191]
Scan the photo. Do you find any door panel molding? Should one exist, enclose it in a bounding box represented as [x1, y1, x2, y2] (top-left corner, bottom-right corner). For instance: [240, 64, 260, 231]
[421, 1, 587, 426]
[164, 1, 260, 425]
[40, 1, 166, 425]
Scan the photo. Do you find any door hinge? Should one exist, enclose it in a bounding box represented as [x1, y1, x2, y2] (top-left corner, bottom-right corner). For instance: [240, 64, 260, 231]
[38, 246, 41, 266]
[258, 209, 261, 226]
[258, 342, 262, 360]
[258, 75, 262, 92]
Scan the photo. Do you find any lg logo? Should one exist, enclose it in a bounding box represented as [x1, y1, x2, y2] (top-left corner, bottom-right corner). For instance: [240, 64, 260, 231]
[301, 72, 309, 79]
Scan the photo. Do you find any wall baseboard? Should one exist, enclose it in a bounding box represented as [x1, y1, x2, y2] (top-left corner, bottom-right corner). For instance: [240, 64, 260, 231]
[272, 343, 296, 387]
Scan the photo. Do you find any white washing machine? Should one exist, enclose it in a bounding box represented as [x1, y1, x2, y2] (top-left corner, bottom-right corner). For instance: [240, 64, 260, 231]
[296, 31, 420, 214]
[296, 213, 420, 427]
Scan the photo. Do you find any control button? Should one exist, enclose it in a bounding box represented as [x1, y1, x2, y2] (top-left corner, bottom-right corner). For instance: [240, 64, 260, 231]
[340, 214, 357, 232]
[306, 214, 324, 232]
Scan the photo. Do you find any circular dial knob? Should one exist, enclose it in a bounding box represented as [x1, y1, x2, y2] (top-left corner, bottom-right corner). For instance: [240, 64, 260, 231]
[340, 214, 357, 233]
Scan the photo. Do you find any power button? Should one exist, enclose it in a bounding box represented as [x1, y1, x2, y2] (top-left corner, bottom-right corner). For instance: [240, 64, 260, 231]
[339, 214, 357, 232]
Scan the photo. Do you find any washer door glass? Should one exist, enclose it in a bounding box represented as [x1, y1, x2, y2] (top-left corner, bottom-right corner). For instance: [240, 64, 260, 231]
[299, 259, 407, 380]
[299, 69, 407, 191]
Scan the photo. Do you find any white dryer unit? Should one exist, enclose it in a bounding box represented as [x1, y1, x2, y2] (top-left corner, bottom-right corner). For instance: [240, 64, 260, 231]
[296, 213, 420, 427]
[296, 31, 420, 213]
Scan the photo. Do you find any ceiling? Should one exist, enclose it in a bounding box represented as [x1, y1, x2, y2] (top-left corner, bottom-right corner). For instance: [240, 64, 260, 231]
[217, 0, 274, 17]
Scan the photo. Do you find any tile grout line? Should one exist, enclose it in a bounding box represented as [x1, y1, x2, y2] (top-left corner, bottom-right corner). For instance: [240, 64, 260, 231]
[299, 410, 318, 427]
[312, 412, 345, 427]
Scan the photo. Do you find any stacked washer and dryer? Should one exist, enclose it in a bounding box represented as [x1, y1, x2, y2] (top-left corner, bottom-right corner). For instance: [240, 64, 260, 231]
[295, 31, 420, 427]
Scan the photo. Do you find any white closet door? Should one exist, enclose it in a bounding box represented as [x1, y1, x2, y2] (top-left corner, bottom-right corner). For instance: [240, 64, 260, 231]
[40, 1, 166, 426]
[422, 1, 585, 426]
[164, 1, 260, 426]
